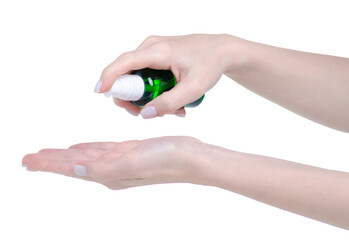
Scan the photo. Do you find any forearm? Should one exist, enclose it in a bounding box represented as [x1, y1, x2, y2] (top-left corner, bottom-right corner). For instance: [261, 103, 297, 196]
[188, 143, 349, 229]
[225, 36, 349, 132]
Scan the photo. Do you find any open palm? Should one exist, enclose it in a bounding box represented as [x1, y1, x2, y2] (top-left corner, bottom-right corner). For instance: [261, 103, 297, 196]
[22, 136, 201, 190]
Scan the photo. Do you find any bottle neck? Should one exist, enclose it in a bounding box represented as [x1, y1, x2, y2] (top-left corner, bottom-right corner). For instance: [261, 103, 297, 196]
[104, 74, 145, 101]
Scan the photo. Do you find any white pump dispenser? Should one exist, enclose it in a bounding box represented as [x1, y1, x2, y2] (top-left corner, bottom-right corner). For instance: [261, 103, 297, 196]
[104, 74, 145, 101]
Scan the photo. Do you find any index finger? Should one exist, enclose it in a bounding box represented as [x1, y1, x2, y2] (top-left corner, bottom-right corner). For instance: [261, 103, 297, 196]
[98, 47, 171, 93]
[22, 150, 95, 181]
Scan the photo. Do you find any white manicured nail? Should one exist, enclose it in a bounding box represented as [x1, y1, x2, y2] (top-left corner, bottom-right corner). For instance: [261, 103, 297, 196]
[74, 165, 87, 176]
[26, 168, 38, 172]
[174, 113, 186, 118]
[140, 106, 157, 119]
[94, 80, 103, 93]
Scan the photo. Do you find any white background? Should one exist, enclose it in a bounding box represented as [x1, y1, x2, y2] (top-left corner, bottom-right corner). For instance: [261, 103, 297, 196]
[1, 0, 348, 239]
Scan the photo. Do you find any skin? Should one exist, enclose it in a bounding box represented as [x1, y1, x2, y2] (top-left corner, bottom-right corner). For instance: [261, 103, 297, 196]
[23, 34, 349, 229]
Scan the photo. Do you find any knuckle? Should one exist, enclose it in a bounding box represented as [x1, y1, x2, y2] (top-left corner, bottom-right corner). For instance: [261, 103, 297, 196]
[121, 51, 137, 70]
[119, 51, 133, 63]
[120, 51, 133, 59]
[101, 51, 137, 79]
[101, 62, 115, 77]
[145, 35, 160, 43]
[154, 41, 172, 55]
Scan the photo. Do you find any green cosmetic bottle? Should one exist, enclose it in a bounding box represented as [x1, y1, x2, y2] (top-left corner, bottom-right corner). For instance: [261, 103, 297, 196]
[104, 68, 204, 107]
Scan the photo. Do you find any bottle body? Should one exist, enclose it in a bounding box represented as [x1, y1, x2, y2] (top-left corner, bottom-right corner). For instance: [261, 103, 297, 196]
[104, 68, 204, 108]
[131, 68, 177, 107]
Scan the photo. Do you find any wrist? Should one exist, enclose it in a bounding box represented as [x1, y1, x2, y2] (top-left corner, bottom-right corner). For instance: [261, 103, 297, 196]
[181, 141, 235, 187]
[220, 34, 260, 78]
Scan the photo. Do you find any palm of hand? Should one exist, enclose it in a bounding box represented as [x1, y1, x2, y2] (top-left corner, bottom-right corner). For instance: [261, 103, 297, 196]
[22, 136, 200, 190]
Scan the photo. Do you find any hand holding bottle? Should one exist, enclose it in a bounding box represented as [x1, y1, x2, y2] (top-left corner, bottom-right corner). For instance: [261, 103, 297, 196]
[96, 33, 349, 130]
[95, 34, 247, 118]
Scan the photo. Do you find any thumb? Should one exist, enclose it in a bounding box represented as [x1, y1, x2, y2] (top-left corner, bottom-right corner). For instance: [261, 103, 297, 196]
[140, 78, 204, 118]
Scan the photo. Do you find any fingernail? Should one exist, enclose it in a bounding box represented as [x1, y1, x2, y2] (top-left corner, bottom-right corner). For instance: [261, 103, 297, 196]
[94, 80, 103, 93]
[126, 109, 139, 117]
[74, 165, 87, 177]
[140, 106, 157, 119]
[174, 113, 186, 118]
[22, 163, 27, 168]
[26, 168, 38, 172]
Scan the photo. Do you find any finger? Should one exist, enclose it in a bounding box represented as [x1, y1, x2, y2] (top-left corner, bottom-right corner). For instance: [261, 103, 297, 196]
[174, 107, 186, 117]
[23, 150, 94, 165]
[38, 148, 106, 159]
[69, 141, 139, 153]
[136, 35, 163, 50]
[140, 77, 203, 118]
[113, 98, 141, 116]
[38, 148, 64, 153]
[32, 141, 139, 182]
[99, 47, 171, 93]
[22, 151, 95, 180]
[69, 142, 119, 150]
